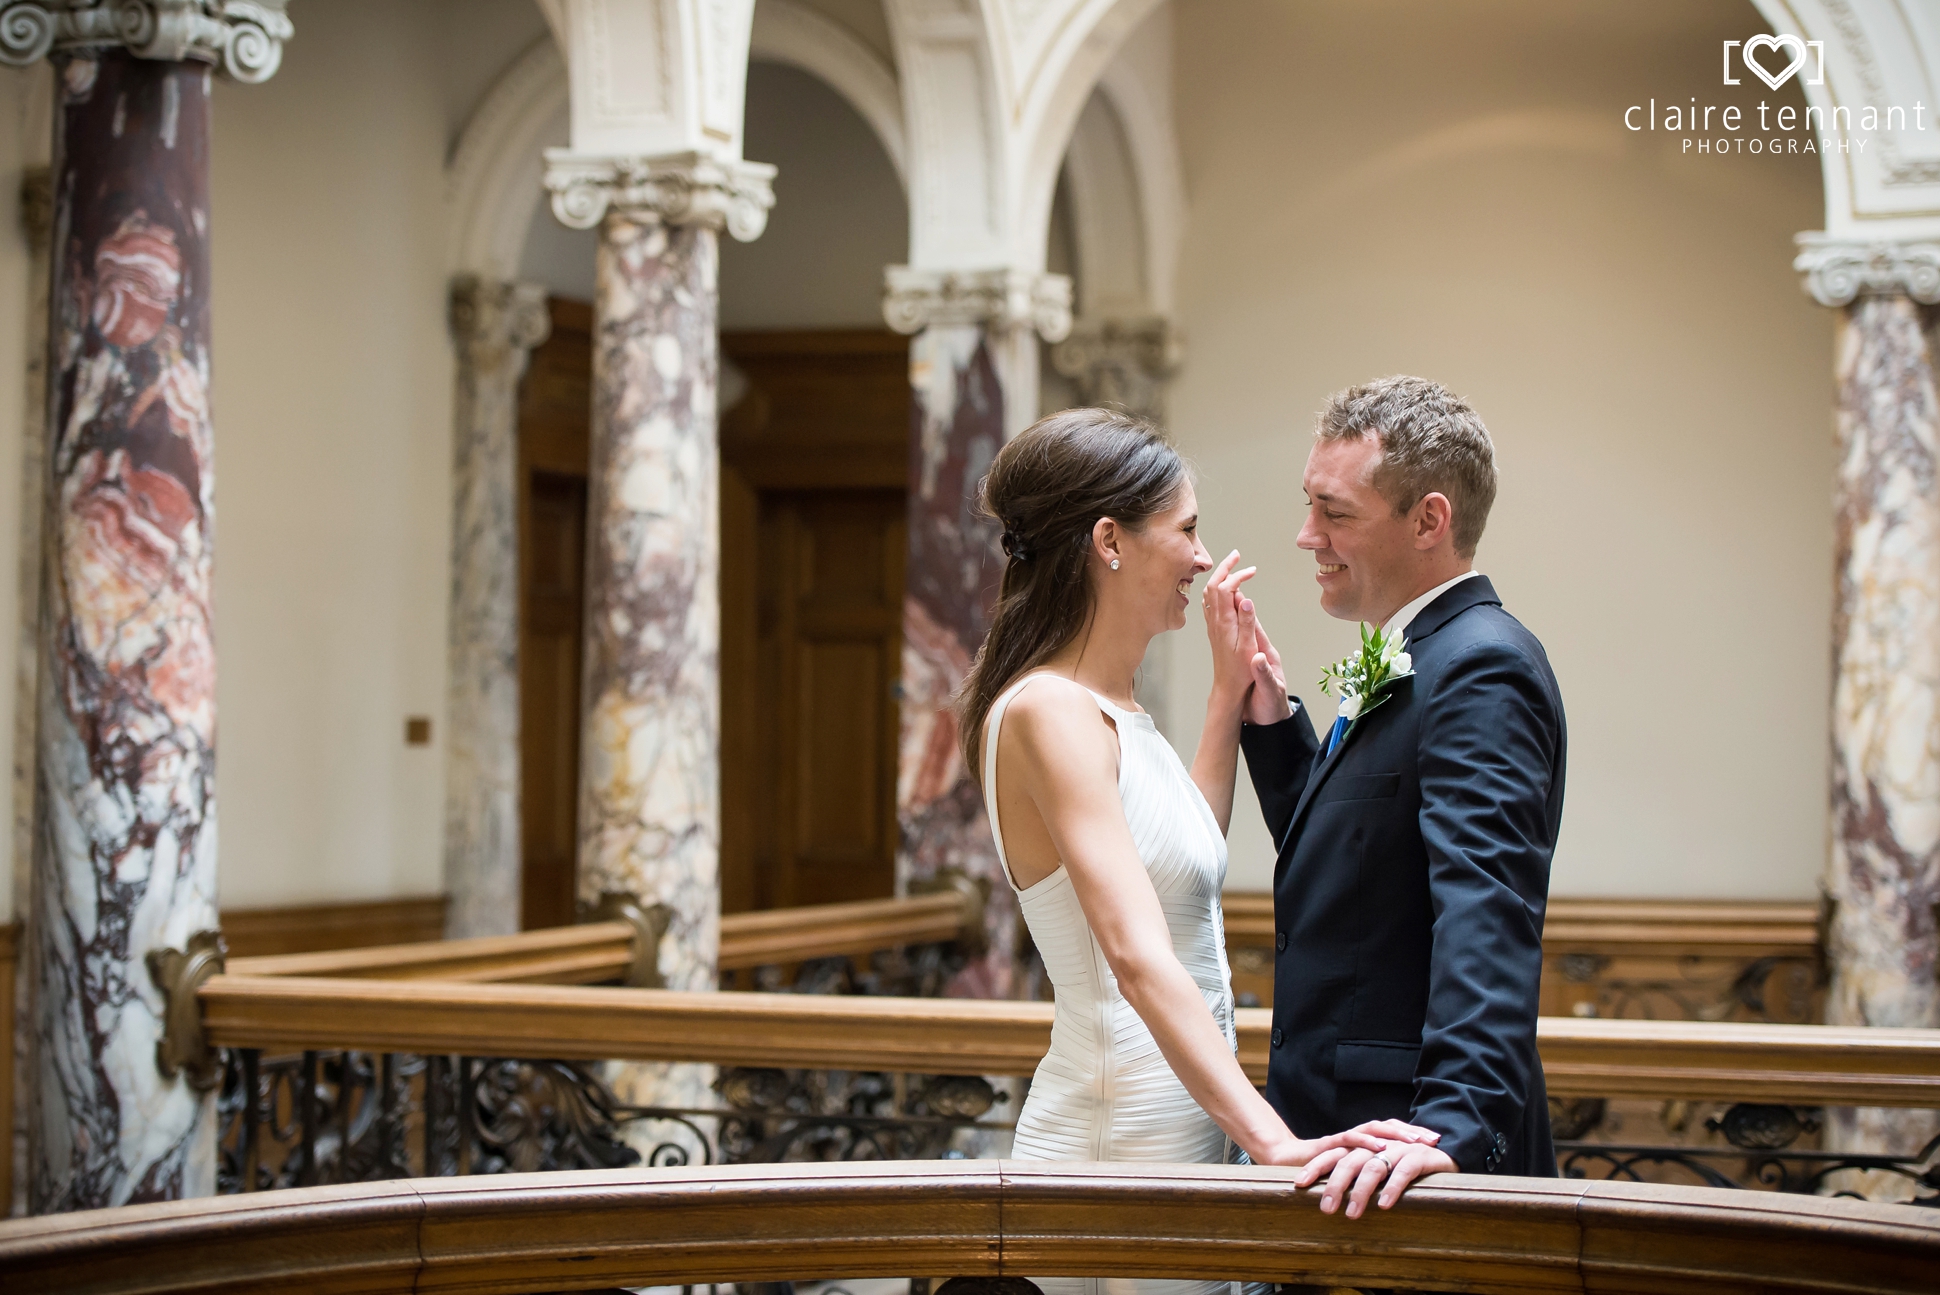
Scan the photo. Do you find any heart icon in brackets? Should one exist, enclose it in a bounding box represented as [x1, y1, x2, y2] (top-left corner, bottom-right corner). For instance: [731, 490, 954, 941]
[1743, 33, 1808, 90]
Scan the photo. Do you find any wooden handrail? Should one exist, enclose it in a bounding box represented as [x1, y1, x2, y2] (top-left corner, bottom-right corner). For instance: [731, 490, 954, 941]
[196, 975, 1940, 1104]
[225, 891, 978, 984]
[3, 1160, 1935, 1295]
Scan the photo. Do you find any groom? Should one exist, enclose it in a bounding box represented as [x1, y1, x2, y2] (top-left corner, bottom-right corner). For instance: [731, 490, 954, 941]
[1237, 376, 1566, 1218]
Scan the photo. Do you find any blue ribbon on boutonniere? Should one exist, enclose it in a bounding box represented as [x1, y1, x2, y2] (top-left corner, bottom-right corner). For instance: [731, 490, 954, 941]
[1318, 622, 1415, 757]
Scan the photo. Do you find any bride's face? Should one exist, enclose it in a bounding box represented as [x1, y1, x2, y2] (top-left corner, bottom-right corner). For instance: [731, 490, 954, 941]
[1105, 483, 1214, 634]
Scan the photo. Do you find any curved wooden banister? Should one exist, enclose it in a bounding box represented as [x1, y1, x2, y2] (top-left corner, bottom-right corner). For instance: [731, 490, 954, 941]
[224, 892, 978, 984]
[3, 1160, 1935, 1295]
[197, 974, 1940, 1104]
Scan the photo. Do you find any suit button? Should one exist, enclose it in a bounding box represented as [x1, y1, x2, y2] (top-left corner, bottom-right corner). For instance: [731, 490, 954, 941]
[1271, 1028, 1284, 1048]
[1275, 931, 1288, 952]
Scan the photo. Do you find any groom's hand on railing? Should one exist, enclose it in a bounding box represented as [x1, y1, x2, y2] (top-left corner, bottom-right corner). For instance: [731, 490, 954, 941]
[1259, 1117, 1438, 1169]
[1293, 1120, 1456, 1219]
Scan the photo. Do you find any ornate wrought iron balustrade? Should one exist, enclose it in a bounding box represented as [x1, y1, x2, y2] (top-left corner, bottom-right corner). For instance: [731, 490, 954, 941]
[215, 1049, 1012, 1193]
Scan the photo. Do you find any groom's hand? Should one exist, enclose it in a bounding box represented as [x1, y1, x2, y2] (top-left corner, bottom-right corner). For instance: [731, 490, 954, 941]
[1240, 609, 1291, 725]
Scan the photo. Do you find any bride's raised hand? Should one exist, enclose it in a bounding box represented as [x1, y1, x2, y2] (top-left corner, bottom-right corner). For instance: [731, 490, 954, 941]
[1202, 550, 1259, 705]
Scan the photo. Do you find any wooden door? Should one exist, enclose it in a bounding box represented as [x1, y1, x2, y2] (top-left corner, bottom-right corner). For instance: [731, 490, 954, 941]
[512, 320, 910, 923]
[516, 299, 592, 930]
[720, 330, 911, 913]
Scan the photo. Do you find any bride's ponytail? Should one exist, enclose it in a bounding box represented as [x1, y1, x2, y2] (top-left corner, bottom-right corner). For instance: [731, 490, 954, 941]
[956, 408, 1188, 784]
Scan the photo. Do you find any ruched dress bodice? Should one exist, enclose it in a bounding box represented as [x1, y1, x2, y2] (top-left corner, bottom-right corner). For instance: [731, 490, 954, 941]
[983, 673, 1238, 1295]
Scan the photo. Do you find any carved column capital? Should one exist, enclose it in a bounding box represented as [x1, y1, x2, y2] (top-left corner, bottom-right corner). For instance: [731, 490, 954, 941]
[543, 149, 777, 242]
[1795, 235, 1940, 308]
[1049, 316, 1184, 419]
[448, 275, 551, 360]
[882, 267, 1073, 342]
[0, 1, 291, 81]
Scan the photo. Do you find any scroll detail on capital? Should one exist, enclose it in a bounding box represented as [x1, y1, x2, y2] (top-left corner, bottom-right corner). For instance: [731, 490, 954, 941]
[0, 0, 290, 81]
[1795, 235, 1940, 308]
[882, 267, 1074, 342]
[449, 276, 552, 358]
[1050, 317, 1184, 420]
[543, 150, 777, 241]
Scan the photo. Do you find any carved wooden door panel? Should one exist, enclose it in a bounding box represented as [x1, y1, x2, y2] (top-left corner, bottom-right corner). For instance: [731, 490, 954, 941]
[720, 330, 910, 913]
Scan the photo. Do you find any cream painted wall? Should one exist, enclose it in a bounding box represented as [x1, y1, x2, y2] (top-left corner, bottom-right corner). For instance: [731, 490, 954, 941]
[207, 0, 543, 906]
[1165, 0, 1834, 899]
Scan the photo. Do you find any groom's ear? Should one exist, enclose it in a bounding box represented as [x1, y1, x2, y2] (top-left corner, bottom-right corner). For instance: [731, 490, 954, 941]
[1411, 492, 1454, 550]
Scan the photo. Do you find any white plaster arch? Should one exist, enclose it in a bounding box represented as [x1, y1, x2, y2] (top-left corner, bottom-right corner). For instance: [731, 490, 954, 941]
[1061, 88, 1145, 318]
[448, 3, 911, 278]
[448, 37, 570, 279]
[752, 0, 907, 187]
[1748, 0, 1940, 241]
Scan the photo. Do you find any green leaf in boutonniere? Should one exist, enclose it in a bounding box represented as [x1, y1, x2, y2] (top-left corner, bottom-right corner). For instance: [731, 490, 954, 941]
[1318, 622, 1415, 740]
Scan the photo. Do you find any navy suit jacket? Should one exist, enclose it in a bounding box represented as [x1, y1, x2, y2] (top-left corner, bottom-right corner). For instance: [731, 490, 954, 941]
[1239, 576, 1566, 1176]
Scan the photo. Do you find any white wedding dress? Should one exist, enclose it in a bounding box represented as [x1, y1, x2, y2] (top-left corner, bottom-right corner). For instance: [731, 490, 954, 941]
[983, 673, 1241, 1295]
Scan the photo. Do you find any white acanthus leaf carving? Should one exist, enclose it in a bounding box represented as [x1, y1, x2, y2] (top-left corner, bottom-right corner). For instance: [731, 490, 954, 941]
[1049, 316, 1183, 419]
[882, 266, 1074, 342]
[0, 1, 291, 81]
[1795, 236, 1940, 308]
[544, 149, 777, 241]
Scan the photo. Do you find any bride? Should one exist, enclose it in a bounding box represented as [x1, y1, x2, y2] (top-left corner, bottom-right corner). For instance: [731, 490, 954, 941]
[960, 409, 1435, 1294]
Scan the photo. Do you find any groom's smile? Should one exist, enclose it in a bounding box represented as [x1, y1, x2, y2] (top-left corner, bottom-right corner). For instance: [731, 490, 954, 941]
[1297, 434, 1442, 626]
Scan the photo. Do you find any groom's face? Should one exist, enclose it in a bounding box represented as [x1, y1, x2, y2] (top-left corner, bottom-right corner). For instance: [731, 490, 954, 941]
[1297, 434, 1414, 624]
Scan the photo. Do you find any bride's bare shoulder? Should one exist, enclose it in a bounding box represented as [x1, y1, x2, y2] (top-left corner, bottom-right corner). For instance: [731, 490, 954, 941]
[999, 675, 1116, 764]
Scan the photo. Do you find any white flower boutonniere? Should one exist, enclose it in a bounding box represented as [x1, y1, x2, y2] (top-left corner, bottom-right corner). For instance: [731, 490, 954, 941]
[1318, 622, 1415, 742]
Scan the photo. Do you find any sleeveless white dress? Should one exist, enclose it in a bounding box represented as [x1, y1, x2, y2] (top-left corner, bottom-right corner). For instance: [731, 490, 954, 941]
[984, 673, 1240, 1295]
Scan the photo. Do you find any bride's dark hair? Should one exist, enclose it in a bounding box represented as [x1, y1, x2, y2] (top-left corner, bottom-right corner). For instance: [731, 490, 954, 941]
[957, 407, 1189, 785]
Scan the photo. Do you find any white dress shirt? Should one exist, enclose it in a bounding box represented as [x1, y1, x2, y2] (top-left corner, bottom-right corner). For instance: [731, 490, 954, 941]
[1382, 570, 1483, 640]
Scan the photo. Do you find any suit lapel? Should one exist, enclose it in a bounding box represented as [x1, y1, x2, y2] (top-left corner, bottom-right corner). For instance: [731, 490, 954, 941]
[1278, 719, 1353, 855]
[1273, 577, 1502, 860]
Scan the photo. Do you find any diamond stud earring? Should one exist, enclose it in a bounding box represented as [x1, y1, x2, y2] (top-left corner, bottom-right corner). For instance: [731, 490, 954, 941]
[1109, 559, 1120, 570]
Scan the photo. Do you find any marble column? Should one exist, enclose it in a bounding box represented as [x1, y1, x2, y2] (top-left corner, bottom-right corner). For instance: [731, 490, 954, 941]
[3, 2, 290, 1213]
[883, 269, 1070, 998]
[544, 152, 772, 1153]
[1797, 236, 1940, 1195]
[444, 278, 549, 939]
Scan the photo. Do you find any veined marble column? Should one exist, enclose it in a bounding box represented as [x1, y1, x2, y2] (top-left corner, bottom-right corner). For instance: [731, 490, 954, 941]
[544, 152, 772, 1152]
[1797, 236, 1940, 1195]
[3, 4, 291, 1212]
[883, 269, 1069, 998]
[444, 278, 549, 939]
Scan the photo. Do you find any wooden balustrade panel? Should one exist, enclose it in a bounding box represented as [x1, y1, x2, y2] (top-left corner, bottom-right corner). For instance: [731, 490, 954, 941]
[3, 1161, 1936, 1295]
[1222, 894, 1826, 1022]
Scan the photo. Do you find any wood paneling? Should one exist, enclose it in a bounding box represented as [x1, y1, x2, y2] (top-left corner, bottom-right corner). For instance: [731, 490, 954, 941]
[3, 1159, 1937, 1295]
[220, 893, 977, 987]
[1223, 894, 1826, 1021]
[217, 897, 447, 959]
[197, 974, 1940, 1105]
[517, 298, 593, 931]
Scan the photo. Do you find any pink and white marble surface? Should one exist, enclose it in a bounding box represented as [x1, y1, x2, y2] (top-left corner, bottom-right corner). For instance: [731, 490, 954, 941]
[444, 278, 549, 939]
[578, 215, 721, 1152]
[1827, 292, 1940, 1188]
[31, 52, 220, 1210]
[896, 325, 1022, 998]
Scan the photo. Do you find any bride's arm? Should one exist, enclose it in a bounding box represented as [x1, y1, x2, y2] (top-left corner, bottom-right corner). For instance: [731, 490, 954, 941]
[1189, 553, 1286, 832]
[1005, 679, 1416, 1167]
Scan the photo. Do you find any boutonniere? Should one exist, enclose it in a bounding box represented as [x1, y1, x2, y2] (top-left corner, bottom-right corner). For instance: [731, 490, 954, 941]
[1318, 622, 1414, 743]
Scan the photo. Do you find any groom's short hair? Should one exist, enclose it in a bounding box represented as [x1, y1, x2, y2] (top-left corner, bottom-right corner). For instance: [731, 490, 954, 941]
[1316, 376, 1498, 558]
